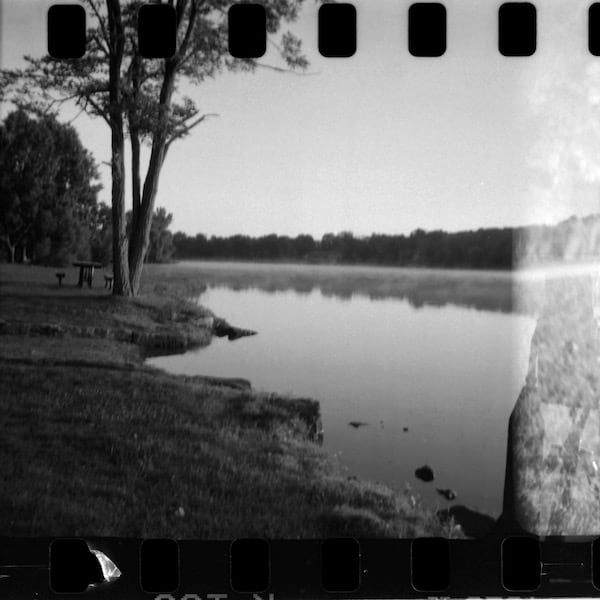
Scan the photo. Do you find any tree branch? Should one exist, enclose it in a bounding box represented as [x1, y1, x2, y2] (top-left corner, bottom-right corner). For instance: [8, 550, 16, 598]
[66, 106, 87, 124]
[8, 221, 35, 248]
[84, 0, 110, 52]
[165, 112, 218, 148]
[175, 0, 198, 64]
[255, 62, 319, 76]
[91, 32, 110, 58]
[175, 0, 189, 33]
[0, 234, 14, 251]
[85, 96, 111, 126]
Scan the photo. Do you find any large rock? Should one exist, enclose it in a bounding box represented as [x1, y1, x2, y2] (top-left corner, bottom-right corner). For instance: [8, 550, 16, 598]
[415, 465, 434, 482]
[504, 275, 600, 535]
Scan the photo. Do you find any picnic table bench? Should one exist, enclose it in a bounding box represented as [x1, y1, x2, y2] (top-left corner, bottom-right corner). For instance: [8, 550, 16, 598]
[73, 261, 103, 288]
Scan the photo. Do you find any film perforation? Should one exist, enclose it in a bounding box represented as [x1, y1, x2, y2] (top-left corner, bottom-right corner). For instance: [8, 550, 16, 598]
[318, 3, 357, 58]
[138, 3, 177, 59]
[228, 3, 267, 59]
[320, 538, 360, 592]
[410, 537, 450, 591]
[47, 4, 86, 59]
[591, 3, 600, 56]
[44, 2, 600, 59]
[408, 3, 447, 58]
[49, 538, 106, 593]
[501, 535, 541, 591]
[229, 538, 270, 592]
[20, 535, 600, 596]
[498, 2, 537, 56]
[140, 538, 180, 593]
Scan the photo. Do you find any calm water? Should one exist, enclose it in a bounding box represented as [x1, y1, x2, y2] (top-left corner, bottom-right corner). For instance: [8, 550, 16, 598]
[147, 261, 538, 517]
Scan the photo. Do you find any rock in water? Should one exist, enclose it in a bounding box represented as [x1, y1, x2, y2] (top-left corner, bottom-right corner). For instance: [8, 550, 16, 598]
[415, 465, 434, 482]
[348, 421, 368, 429]
[212, 317, 257, 341]
[436, 488, 457, 501]
[227, 328, 256, 341]
[504, 275, 600, 535]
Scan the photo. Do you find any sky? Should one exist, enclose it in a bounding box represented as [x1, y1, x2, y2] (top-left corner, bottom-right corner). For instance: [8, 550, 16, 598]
[2, 0, 600, 237]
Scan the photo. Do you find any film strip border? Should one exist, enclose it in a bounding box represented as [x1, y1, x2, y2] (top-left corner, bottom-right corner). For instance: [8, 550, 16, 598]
[2, 535, 600, 596]
[47, 2, 600, 60]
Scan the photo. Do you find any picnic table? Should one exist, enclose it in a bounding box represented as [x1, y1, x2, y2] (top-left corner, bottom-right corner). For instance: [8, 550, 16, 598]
[73, 261, 103, 288]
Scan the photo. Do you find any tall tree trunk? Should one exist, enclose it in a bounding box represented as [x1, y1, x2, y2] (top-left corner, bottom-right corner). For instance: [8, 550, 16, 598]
[128, 62, 177, 294]
[130, 132, 141, 226]
[128, 127, 141, 268]
[1, 236, 16, 264]
[128, 51, 142, 267]
[107, 0, 132, 296]
[128, 140, 166, 294]
[110, 124, 131, 295]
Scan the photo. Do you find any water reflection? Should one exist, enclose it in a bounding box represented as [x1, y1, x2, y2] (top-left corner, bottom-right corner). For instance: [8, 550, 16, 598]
[147, 263, 538, 519]
[146, 261, 544, 315]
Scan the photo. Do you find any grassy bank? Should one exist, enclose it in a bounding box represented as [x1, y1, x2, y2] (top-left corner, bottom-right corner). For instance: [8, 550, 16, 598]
[0, 264, 460, 538]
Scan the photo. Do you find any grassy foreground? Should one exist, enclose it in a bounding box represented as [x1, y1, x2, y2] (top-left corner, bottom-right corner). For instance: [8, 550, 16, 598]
[0, 264, 459, 538]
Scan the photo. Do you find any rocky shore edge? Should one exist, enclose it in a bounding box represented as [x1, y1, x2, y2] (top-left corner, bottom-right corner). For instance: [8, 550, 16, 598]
[0, 309, 323, 445]
[0, 315, 256, 353]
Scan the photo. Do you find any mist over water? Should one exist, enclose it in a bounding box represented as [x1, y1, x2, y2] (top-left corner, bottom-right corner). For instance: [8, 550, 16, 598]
[145, 262, 540, 516]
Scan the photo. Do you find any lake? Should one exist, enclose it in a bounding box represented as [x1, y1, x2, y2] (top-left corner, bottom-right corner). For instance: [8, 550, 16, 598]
[146, 261, 540, 518]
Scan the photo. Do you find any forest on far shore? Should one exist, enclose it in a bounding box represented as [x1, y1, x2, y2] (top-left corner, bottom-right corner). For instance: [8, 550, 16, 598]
[172, 213, 600, 270]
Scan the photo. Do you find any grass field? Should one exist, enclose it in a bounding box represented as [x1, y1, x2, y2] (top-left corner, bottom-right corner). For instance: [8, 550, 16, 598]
[0, 263, 459, 538]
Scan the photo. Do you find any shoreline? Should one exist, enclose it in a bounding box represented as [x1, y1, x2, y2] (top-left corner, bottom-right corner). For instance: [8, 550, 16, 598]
[170, 255, 600, 276]
[0, 263, 471, 538]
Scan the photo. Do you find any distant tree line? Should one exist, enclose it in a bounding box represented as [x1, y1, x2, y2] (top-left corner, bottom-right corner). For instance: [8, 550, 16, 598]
[173, 228, 515, 269]
[173, 216, 600, 270]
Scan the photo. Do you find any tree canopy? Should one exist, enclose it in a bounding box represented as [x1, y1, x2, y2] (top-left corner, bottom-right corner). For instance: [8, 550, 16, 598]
[0, 109, 100, 265]
[145, 206, 175, 263]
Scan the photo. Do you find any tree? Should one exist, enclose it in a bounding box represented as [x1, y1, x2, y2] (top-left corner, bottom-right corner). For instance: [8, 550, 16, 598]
[1, 0, 309, 295]
[90, 201, 114, 263]
[92, 204, 177, 263]
[0, 110, 100, 265]
[145, 206, 175, 263]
